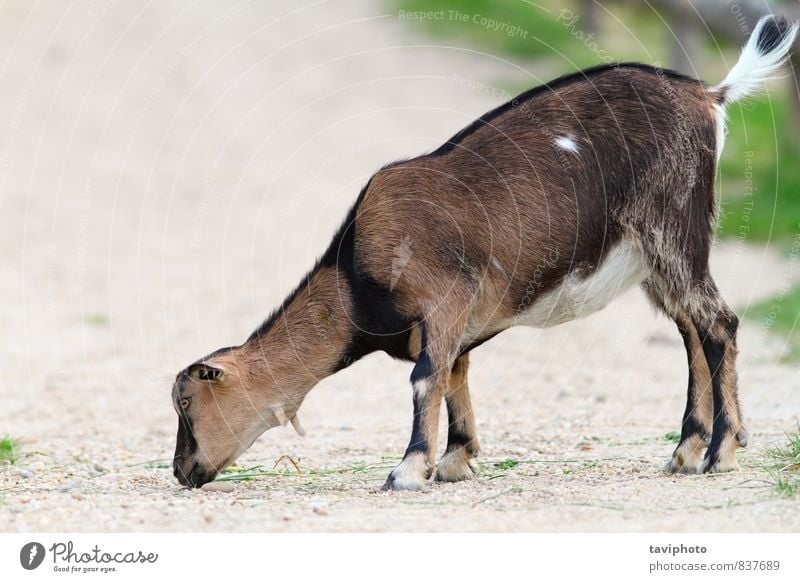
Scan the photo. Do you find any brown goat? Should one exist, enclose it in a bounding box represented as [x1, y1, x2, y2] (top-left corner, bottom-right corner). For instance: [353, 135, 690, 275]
[172, 16, 798, 490]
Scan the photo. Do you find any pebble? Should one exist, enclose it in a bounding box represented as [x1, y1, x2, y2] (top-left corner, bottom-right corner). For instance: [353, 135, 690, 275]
[93, 463, 106, 473]
[59, 478, 82, 492]
[200, 481, 236, 493]
[14, 468, 35, 478]
[309, 499, 327, 510]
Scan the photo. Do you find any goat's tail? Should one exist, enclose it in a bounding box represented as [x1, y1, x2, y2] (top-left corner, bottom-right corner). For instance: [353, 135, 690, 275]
[713, 15, 798, 104]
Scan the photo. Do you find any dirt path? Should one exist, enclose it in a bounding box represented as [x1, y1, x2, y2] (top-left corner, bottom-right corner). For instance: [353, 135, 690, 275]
[1, 0, 799, 532]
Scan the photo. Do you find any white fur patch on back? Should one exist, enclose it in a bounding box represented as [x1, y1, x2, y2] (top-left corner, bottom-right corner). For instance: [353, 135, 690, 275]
[555, 135, 579, 153]
[517, 240, 648, 328]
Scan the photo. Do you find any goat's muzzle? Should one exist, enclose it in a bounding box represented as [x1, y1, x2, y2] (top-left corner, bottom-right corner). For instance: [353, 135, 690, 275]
[173, 457, 217, 488]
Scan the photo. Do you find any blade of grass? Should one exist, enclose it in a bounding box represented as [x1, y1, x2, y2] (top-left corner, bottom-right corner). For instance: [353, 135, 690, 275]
[0, 436, 18, 465]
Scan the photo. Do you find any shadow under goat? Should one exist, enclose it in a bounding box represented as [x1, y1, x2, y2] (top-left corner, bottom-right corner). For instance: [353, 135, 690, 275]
[171, 16, 799, 490]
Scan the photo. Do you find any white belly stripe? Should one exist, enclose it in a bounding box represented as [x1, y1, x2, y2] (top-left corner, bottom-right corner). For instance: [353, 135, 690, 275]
[516, 240, 648, 328]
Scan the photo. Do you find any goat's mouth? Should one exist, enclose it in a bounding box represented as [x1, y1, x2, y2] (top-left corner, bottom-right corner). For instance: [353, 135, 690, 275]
[174, 460, 218, 488]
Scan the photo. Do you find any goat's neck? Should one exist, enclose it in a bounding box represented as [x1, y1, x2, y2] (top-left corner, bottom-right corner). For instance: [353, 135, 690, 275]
[239, 266, 356, 408]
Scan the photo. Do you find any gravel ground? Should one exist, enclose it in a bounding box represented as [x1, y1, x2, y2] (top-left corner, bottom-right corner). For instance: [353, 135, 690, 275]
[1, 0, 799, 532]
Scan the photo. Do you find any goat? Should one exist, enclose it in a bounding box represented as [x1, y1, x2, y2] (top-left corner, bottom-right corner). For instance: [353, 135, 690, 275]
[172, 16, 798, 490]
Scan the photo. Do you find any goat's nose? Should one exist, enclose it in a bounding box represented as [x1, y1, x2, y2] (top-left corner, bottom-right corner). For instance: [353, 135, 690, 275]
[174, 459, 215, 488]
[173, 458, 194, 487]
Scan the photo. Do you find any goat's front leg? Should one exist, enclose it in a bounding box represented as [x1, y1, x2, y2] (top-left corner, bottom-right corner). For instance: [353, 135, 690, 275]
[436, 354, 480, 482]
[382, 351, 447, 491]
[383, 317, 464, 491]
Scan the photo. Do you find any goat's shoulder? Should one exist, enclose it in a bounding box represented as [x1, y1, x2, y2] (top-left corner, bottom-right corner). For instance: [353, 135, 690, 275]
[356, 158, 446, 218]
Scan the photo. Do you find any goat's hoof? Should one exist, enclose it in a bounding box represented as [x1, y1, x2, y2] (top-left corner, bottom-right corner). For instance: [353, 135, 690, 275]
[665, 455, 703, 475]
[665, 450, 705, 475]
[701, 455, 741, 474]
[736, 429, 749, 448]
[435, 448, 478, 482]
[382, 456, 431, 491]
[665, 435, 707, 475]
[701, 434, 744, 474]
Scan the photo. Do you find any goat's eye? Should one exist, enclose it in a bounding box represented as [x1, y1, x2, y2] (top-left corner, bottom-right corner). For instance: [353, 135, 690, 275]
[180, 398, 190, 410]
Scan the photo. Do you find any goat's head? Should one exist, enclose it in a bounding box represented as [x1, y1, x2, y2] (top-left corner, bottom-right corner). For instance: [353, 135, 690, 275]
[171, 350, 305, 488]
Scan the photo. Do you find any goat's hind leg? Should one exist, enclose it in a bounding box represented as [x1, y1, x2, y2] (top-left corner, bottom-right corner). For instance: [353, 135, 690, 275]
[436, 354, 480, 482]
[644, 283, 713, 474]
[688, 278, 748, 473]
[667, 313, 714, 474]
[648, 276, 746, 473]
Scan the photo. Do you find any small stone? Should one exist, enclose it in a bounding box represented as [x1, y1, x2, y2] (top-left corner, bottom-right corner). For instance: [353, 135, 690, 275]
[59, 478, 82, 492]
[15, 468, 35, 478]
[309, 499, 327, 510]
[200, 481, 235, 493]
[93, 463, 106, 473]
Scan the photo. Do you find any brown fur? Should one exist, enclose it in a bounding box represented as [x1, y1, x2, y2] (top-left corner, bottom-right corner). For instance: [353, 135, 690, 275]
[437, 355, 479, 482]
[173, 63, 754, 489]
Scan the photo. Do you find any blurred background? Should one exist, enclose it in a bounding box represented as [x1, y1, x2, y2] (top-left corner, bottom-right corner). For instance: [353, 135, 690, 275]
[0, 0, 799, 532]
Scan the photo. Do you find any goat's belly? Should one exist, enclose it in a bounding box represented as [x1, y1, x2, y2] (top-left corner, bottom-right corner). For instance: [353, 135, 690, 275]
[517, 240, 649, 328]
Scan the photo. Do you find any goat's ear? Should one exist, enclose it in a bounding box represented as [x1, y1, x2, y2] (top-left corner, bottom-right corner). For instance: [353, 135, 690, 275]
[187, 363, 225, 383]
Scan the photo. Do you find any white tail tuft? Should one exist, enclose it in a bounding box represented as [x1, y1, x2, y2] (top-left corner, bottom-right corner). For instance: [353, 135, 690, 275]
[714, 15, 799, 103]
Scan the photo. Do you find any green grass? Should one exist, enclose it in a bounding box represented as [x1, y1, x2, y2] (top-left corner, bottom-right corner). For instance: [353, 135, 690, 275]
[765, 432, 800, 497]
[0, 436, 18, 465]
[396, 0, 589, 60]
[492, 459, 520, 471]
[663, 431, 681, 444]
[744, 284, 800, 361]
[717, 99, 800, 242]
[84, 313, 110, 327]
[217, 460, 397, 482]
